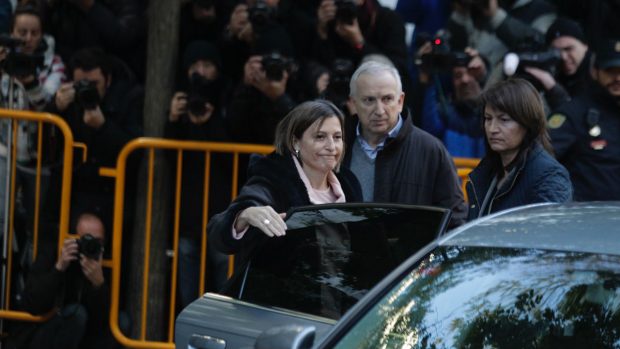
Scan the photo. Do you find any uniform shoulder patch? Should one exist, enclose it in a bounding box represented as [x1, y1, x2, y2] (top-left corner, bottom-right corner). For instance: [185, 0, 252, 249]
[547, 113, 567, 129]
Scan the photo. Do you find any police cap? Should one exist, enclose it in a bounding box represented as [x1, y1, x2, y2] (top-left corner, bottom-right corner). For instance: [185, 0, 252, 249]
[595, 39, 620, 69]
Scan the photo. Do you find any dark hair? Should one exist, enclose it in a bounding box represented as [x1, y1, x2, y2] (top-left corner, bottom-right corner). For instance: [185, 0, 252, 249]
[69, 47, 111, 80]
[10, 4, 42, 33]
[480, 78, 553, 171]
[274, 99, 345, 170]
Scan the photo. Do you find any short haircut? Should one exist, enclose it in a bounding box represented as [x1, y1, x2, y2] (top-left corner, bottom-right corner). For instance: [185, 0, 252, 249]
[69, 47, 111, 79]
[480, 78, 553, 169]
[349, 61, 402, 97]
[274, 99, 345, 170]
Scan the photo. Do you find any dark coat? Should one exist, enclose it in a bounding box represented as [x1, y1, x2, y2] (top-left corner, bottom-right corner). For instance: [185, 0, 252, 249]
[343, 111, 467, 228]
[466, 143, 572, 220]
[208, 152, 362, 265]
[549, 83, 620, 201]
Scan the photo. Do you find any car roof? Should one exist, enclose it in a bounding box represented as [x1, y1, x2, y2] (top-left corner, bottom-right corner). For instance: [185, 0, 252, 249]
[440, 202, 620, 256]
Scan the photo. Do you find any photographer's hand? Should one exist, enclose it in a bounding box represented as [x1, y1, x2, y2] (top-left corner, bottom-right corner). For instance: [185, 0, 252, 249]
[55, 83, 76, 112]
[228, 4, 252, 42]
[83, 106, 105, 129]
[80, 254, 104, 288]
[254, 70, 289, 101]
[55, 238, 79, 272]
[169, 92, 187, 122]
[243, 55, 263, 86]
[335, 19, 364, 49]
[189, 102, 214, 125]
[465, 47, 487, 82]
[317, 0, 336, 39]
[524, 66, 556, 91]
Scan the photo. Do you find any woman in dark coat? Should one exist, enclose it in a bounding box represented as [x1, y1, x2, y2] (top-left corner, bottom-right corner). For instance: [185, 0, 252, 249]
[467, 78, 572, 220]
[208, 99, 362, 266]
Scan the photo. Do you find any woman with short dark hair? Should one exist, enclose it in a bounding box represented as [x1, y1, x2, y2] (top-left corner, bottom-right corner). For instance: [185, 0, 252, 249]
[208, 99, 362, 262]
[467, 78, 572, 220]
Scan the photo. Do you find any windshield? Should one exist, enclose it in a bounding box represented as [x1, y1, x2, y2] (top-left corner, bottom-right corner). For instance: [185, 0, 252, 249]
[333, 246, 620, 348]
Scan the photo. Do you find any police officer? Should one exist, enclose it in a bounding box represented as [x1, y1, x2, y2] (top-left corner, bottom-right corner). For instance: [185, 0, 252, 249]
[547, 38, 620, 201]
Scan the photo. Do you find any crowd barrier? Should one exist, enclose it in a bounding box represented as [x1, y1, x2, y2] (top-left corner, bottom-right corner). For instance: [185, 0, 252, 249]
[0, 115, 479, 348]
[0, 109, 75, 324]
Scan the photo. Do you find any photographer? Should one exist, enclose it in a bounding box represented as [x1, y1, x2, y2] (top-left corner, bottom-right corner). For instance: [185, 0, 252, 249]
[312, 0, 410, 98]
[165, 41, 231, 305]
[448, 0, 557, 66]
[13, 212, 115, 349]
[219, 0, 294, 84]
[227, 44, 297, 145]
[523, 17, 592, 109]
[420, 47, 487, 158]
[45, 47, 143, 225]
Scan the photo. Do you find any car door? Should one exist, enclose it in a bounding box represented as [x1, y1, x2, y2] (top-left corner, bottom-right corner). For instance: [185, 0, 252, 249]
[175, 203, 450, 349]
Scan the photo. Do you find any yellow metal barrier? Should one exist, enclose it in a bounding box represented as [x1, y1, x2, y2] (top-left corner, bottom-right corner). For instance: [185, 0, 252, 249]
[453, 157, 480, 202]
[104, 138, 273, 349]
[0, 108, 74, 322]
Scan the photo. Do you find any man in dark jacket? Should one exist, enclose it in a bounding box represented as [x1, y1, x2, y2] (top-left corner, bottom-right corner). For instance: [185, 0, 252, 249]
[548, 38, 620, 201]
[18, 212, 113, 349]
[46, 47, 143, 225]
[165, 40, 232, 305]
[344, 60, 467, 228]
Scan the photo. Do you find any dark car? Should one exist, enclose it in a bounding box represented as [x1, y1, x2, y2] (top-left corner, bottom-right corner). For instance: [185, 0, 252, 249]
[175, 203, 452, 348]
[179, 202, 620, 349]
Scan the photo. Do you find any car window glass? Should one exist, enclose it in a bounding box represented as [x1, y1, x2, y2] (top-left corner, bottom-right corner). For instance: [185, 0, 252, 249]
[333, 246, 620, 348]
[223, 205, 448, 320]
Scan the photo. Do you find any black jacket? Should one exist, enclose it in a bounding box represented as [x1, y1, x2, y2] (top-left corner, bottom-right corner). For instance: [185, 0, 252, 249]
[466, 143, 572, 220]
[549, 83, 620, 201]
[208, 152, 362, 265]
[343, 111, 467, 228]
[47, 78, 143, 197]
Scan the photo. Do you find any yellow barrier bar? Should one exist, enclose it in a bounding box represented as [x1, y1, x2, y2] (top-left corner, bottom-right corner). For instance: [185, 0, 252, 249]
[140, 149, 155, 341]
[168, 150, 183, 342]
[0, 309, 53, 322]
[32, 121, 43, 260]
[5, 119, 18, 310]
[198, 151, 211, 297]
[72, 142, 88, 163]
[0, 109, 74, 322]
[107, 138, 273, 348]
[228, 153, 240, 278]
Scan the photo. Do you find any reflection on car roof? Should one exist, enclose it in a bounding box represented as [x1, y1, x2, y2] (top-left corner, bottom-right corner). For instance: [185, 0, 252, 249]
[441, 202, 620, 256]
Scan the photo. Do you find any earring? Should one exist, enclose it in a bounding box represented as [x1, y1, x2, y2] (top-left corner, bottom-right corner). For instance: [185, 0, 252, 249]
[294, 148, 300, 159]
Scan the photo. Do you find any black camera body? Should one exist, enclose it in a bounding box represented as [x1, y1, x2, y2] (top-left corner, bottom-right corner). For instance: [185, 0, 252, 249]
[74, 79, 100, 110]
[77, 234, 103, 259]
[0, 34, 44, 78]
[261, 52, 295, 81]
[186, 73, 215, 116]
[248, 0, 274, 30]
[335, 0, 357, 25]
[325, 58, 354, 106]
[419, 31, 472, 72]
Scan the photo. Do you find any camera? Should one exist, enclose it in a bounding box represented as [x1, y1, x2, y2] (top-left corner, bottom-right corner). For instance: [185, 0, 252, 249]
[248, 0, 274, 30]
[261, 52, 295, 81]
[335, 0, 357, 25]
[74, 79, 100, 110]
[0, 34, 44, 78]
[77, 234, 103, 259]
[325, 58, 354, 108]
[503, 36, 561, 88]
[186, 73, 215, 116]
[419, 31, 472, 72]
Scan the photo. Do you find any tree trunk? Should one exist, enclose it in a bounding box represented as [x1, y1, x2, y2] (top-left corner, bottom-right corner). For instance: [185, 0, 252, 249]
[127, 0, 180, 341]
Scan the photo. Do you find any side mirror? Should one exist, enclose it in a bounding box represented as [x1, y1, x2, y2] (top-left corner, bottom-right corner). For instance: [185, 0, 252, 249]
[255, 325, 316, 349]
